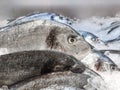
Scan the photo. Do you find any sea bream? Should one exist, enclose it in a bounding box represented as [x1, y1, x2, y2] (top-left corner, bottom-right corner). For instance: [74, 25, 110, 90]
[0, 17, 118, 72]
[0, 50, 85, 87]
[0, 50, 102, 89]
[9, 71, 105, 90]
[0, 19, 91, 60]
[0, 12, 106, 47]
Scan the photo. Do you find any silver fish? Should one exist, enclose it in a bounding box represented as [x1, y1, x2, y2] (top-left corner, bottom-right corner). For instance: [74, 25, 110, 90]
[92, 49, 119, 71]
[9, 71, 102, 90]
[79, 31, 107, 47]
[0, 50, 103, 90]
[0, 19, 91, 60]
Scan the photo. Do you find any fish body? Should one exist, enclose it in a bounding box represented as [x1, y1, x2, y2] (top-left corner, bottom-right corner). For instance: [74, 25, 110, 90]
[0, 19, 91, 60]
[0, 12, 106, 47]
[0, 50, 86, 87]
[9, 71, 89, 90]
[92, 50, 118, 71]
[9, 71, 105, 90]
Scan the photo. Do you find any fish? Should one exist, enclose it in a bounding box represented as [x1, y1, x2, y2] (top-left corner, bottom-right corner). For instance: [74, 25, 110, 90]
[9, 71, 104, 90]
[0, 50, 86, 87]
[0, 50, 103, 90]
[9, 71, 89, 90]
[0, 19, 91, 60]
[82, 49, 119, 72]
[78, 31, 107, 47]
[0, 12, 106, 47]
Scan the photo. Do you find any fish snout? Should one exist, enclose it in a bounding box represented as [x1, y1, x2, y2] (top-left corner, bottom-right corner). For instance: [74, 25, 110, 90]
[70, 64, 86, 73]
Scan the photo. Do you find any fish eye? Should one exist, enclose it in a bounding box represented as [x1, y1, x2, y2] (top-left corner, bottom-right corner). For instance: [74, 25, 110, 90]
[91, 38, 95, 41]
[68, 35, 77, 44]
[110, 65, 116, 70]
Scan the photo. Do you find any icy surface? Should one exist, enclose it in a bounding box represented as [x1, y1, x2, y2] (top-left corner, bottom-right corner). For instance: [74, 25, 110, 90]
[74, 16, 120, 90]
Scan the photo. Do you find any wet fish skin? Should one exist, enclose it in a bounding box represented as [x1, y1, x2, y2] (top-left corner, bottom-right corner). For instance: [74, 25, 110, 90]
[9, 71, 89, 90]
[0, 12, 106, 47]
[0, 50, 86, 87]
[0, 19, 91, 60]
[9, 69, 103, 90]
[9, 68, 103, 90]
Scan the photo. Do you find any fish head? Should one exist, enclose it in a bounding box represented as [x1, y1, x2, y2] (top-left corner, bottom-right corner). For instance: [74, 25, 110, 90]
[46, 26, 91, 60]
[95, 59, 119, 72]
[80, 31, 106, 46]
[92, 50, 119, 72]
[86, 35, 105, 45]
[52, 54, 86, 73]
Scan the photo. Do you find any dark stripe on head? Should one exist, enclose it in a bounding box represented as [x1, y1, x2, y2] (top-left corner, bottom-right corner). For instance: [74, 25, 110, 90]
[46, 27, 60, 49]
